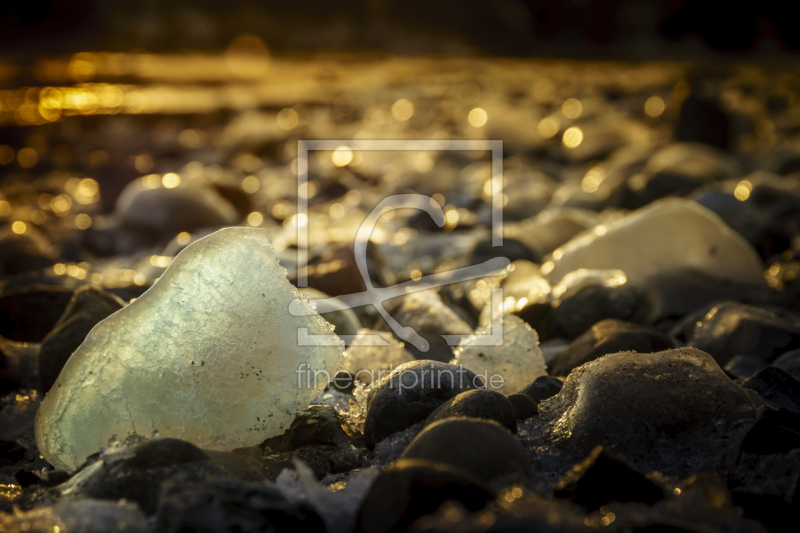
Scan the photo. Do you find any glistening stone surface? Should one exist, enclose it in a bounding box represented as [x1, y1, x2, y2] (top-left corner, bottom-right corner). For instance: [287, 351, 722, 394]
[35, 227, 343, 471]
[545, 198, 764, 287]
[536, 347, 757, 476]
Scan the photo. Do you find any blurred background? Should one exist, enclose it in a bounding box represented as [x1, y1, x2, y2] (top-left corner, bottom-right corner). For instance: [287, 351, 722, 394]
[1, 0, 799, 57]
[0, 0, 799, 304]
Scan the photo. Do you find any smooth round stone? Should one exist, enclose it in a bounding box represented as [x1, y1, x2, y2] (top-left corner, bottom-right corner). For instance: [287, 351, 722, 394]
[356, 458, 494, 533]
[259, 405, 359, 452]
[772, 349, 800, 380]
[375, 290, 473, 362]
[400, 418, 531, 486]
[0, 286, 74, 342]
[686, 302, 800, 365]
[424, 389, 517, 433]
[740, 368, 800, 412]
[506, 393, 538, 420]
[39, 285, 126, 392]
[545, 198, 764, 288]
[538, 348, 758, 476]
[519, 375, 563, 403]
[551, 283, 647, 339]
[548, 319, 678, 377]
[0, 227, 56, 278]
[364, 361, 482, 447]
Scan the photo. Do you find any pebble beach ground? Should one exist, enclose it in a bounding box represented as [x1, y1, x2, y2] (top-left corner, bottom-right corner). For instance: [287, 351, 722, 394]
[2, 52, 800, 532]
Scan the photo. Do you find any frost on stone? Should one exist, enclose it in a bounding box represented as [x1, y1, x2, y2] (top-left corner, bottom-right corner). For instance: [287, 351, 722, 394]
[342, 329, 415, 385]
[35, 227, 343, 472]
[450, 314, 546, 395]
[545, 198, 764, 287]
[537, 347, 757, 476]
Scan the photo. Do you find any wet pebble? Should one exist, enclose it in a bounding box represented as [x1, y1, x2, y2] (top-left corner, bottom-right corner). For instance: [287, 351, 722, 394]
[548, 319, 678, 377]
[400, 418, 531, 488]
[363, 361, 482, 447]
[355, 458, 493, 533]
[423, 389, 517, 433]
[38, 285, 126, 392]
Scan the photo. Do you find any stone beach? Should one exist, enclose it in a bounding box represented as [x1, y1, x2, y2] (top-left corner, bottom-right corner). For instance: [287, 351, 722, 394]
[1, 51, 800, 533]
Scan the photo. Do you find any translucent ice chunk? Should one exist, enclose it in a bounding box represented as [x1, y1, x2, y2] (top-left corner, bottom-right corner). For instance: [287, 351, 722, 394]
[450, 314, 546, 395]
[35, 227, 343, 471]
[545, 198, 764, 287]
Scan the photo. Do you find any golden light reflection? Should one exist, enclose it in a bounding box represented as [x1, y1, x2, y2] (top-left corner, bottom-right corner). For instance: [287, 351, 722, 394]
[332, 146, 353, 167]
[562, 127, 583, 148]
[298, 181, 318, 199]
[53, 263, 66, 275]
[645, 96, 666, 117]
[68, 53, 97, 82]
[537, 117, 559, 139]
[134, 154, 153, 173]
[410, 269, 422, 281]
[391, 99, 414, 121]
[162, 173, 181, 188]
[562, 98, 582, 119]
[581, 167, 604, 193]
[17, 147, 38, 168]
[75, 178, 100, 204]
[143, 174, 162, 189]
[51, 194, 72, 214]
[11, 221, 26, 234]
[149, 255, 172, 268]
[468, 107, 488, 127]
[0, 145, 13, 164]
[75, 214, 92, 229]
[0, 200, 11, 216]
[242, 175, 260, 193]
[247, 212, 264, 226]
[176, 232, 191, 245]
[329, 203, 345, 219]
[89, 150, 108, 166]
[277, 108, 299, 130]
[290, 213, 308, 227]
[734, 180, 752, 201]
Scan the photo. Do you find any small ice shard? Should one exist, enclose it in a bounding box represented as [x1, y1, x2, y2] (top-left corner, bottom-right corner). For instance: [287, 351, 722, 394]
[342, 329, 415, 385]
[35, 227, 343, 472]
[545, 198, 764, 286]
[450, 314, 546, 395]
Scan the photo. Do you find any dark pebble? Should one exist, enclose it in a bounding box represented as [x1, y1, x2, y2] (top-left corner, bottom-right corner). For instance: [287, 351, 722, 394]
[740, 367, 800, 412]
[0, 286, 73, 342]
[554, 446, 665, 511]
[38, 285, 126, 392]
[519, 375, 563, 403]
[0, 439, 26, 466]
[548, 319, 678, 377]
[157, 475, 326, 533]
[685, 302, 800, 365]
[400, 418, 531, 487]
[505, 393, 538, 420]
[723, 355, 769, 380]
[423, 389, 517, 433]
[355, 458, 494, 533]
[260, 405, 360, 452]
[772, 348, 800, 380]
[364, 361, 482, 447]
